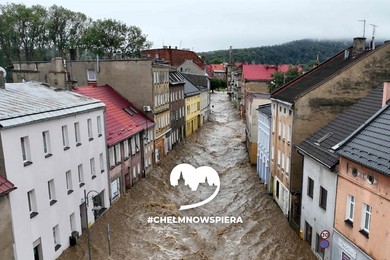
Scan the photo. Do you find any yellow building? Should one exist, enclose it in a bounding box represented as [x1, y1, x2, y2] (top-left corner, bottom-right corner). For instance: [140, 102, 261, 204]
[183, 76, 201, 137]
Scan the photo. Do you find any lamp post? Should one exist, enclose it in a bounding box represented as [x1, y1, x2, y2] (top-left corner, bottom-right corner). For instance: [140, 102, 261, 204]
[84, 189, 100, 260]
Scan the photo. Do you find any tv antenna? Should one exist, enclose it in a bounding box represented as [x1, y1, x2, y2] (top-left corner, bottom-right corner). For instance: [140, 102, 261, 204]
[370, 24, 378, 50]
[358, 19, 366, 37]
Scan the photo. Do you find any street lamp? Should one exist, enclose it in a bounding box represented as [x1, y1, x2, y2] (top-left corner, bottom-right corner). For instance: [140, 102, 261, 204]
[84, 189, 101, 260]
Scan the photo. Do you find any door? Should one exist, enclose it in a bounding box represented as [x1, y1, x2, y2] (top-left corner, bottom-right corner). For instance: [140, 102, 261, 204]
[80, 202, 87, 230]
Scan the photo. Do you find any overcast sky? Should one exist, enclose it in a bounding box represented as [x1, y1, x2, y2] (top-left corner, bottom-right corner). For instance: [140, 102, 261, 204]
[4, 0, 390, 52]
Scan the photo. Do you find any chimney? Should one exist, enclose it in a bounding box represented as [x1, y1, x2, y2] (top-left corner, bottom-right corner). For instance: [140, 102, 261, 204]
[352, 37, 366, 56]
[383, 81, 390, 107]
[0, 71, 5, 89]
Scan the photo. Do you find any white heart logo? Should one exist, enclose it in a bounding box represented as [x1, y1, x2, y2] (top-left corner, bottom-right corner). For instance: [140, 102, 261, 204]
[170, 163, 220, 210]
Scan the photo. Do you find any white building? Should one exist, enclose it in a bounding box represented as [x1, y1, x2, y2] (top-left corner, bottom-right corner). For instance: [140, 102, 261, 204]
[256, 104, 271, 193]
[0, 81, 110, 260]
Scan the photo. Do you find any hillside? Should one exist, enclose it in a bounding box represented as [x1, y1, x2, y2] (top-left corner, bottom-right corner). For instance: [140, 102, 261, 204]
[199, 39, 353, 65]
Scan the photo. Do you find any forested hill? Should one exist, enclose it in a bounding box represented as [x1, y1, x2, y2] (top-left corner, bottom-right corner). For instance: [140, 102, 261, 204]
[199, 39, 352, 65]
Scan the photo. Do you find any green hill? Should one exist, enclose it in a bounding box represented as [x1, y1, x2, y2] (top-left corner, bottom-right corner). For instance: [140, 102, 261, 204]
[199, 39, 352, 65]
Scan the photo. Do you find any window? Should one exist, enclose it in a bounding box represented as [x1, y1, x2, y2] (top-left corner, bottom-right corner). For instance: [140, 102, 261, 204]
[99, 153, 105, 173]
[97, 116, 102, 137]
[319, 186, 327, 210]
[281, 152, 285, 171]
[305, 221, 312, 245]
[307, 177, 314, 198]
[28, 190, 38, 218]
[90, 158, 96, 179]
[286, 157, 290, 176]
[315, 233, 325, 258]
[109, 147, 115, 168]
[287, 125, 291, 143]
[70, 213, 76, 232]
[345, 195, 355, 226]
[53, 225, 61, 251]
[66, 170, 73, 194]
[42, 131, 52, 157]
[21, 136, 32, 166]
[62, 125, 70, 150]
[115, 144, 121, 164]
[124, 140, 129, 159]
[78, 164, 85, 187]
[87, 69, 96, 81]
[48, 180, 57, 205]
[360, 203, 371, 237]
[87, 118, 93, 141]
[74, 122, 81, 146]
[131, 137, 136, 155]
[276, 180, 280, 199]
[277, 149, 281, 166]
[135, 134, 140, 152]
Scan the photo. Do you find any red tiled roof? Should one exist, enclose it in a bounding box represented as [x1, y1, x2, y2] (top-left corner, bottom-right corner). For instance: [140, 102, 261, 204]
[242, 64, 293, 81]
[73, 85, 155, 146]
[0, 175, 16, 196]
[210, 64, 225, 72]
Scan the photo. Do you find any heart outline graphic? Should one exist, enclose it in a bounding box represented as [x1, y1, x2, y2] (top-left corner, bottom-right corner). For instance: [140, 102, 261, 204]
[170, 163, 220, 210]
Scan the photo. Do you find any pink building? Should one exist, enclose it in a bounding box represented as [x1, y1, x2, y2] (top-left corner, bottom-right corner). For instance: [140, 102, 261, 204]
[332, 83, 390, 260]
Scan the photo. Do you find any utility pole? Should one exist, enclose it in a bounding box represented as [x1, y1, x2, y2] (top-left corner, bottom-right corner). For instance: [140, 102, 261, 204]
[370, 24, 378, 50]
[358, 19, 366, 38]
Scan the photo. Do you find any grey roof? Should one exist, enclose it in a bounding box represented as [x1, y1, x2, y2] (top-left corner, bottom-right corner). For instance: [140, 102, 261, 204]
[257, 104, 271, 117]
[169, 70, 185, 85]
[296, 85, 384, 168]
[337, 104, 390, 176]
[181, 73, 208, 88]
[181, 74, 201, 97]
[0, 81, 104, 128]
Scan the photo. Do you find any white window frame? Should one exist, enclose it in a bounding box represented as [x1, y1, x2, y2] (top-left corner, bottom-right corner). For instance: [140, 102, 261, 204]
[97, 116, 102, 137]
[28, 189, 38, 218]
[123, 140, 129, 159]
[346, 195, 355, 222]
[115, 144, 121, 164]
[109, 147, 115, 168]
[42, 130, 52, 157]
[78, 164, 84, 187]
[74, 122, 81, 145]
[48, 179, 56, 205]
[90, 158, 96, 179]
[53, 225, 61, 251]
[87, 69, 96, 81]
[99, 153, 105, 173]
[21, 136, 32, 165]
[361, 203, 372, 233]
[66, 170, 73, 194]
[62, 125, 70, 150]
[87, 118, 93, 141]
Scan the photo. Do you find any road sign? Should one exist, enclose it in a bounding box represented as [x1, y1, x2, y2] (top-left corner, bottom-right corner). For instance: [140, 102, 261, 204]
[320, 239, 330, 249]
[320, 230, 330, 239]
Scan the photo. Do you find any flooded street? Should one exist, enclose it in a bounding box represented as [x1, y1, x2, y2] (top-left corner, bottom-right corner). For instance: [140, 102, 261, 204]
[59, 92, 315, 260]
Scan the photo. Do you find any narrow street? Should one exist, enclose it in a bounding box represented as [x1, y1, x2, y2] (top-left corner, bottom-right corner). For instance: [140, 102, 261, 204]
[59, 91, 315, 260]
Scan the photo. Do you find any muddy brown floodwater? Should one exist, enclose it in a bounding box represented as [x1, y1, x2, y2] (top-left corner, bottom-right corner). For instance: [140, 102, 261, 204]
[59, 92, 315, 260]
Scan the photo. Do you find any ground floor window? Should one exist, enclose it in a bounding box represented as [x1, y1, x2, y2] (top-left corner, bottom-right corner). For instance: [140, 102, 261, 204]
[315, 233, 325, 258]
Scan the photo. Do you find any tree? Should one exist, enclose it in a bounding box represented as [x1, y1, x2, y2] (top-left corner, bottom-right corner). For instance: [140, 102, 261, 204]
[47, 5, 90, 57]
[268, 65, 302, 92]
[81, 19, 151, 58]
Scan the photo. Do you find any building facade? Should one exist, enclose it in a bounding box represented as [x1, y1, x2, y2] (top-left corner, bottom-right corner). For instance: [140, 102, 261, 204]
[256, 104, 271, 192]
[271, 38, 390, 229]
[0, 82, 110, 260]
[296, 85, 385, 259]
[73, 85, 155, 201]
[245, 93, 271, 164]
[169, 69, 186, 147]
[332, 92, 390, 260]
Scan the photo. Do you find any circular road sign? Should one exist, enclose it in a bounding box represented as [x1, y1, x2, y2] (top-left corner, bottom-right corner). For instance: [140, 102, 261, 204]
[320, 230, 330, 240]
[320, 239, 330, 249]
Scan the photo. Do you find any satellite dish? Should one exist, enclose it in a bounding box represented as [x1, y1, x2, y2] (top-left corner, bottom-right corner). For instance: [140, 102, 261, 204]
[0, 67, 6, 78]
